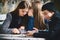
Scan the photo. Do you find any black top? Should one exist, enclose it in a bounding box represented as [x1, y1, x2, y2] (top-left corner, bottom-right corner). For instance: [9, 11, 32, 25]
[9, 12, 28, 28]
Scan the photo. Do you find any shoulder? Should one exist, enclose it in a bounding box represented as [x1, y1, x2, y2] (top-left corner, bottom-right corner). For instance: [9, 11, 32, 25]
[6, 12, 12, 20]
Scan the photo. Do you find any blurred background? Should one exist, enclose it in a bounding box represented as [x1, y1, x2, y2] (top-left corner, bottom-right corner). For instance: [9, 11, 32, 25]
[0, 0, 51, 14]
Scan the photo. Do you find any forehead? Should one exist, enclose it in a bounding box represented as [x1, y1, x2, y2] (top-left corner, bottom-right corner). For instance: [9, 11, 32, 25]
[43, 10, 52, 14]
[19, 8, 28, 11]
[42, 10, 51, 15]
[43, 10, 49, 13]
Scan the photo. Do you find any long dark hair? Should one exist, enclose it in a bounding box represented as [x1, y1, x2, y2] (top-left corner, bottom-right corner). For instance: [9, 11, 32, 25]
[10, 1, 29, 28]
[11, 1, 29, 15]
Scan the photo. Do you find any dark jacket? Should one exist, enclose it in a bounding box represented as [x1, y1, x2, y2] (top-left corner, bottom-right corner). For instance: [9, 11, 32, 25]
[33, 11, 60, 40]
[2, 12, 34, 34]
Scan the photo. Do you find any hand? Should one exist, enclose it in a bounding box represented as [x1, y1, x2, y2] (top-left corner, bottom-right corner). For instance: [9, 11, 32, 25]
[12, 28, 20, 34]
[26, 28, 38, 36]
[18, 26, 26, 34]
[27, 31, 34, 36]
[19, 26, 25, 30]
[28, 9, 33, 17]
[33, 27, 38, 32]
[26, 30, 36, 36]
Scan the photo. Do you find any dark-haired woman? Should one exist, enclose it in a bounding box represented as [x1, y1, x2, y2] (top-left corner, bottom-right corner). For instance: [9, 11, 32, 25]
[2, 1, 34, 34]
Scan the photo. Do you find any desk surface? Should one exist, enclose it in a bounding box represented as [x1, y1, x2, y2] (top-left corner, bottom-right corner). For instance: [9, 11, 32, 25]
[0, 34, 45, 40]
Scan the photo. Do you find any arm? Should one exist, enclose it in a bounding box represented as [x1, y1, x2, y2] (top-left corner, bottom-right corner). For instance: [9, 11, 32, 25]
[33, 31, 49, 38]
[27, 9, 34, 31]
[33, 20, 49, 38]
[2, 13, 13, 34]
[27, 16, 34, 31]
[33, 19, 60, 39]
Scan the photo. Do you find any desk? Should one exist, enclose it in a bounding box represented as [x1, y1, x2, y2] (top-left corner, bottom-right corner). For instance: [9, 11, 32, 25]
[0, 34, 45, 40]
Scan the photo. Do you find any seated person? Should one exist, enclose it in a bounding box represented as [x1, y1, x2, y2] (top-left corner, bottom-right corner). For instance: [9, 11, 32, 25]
[2, 1, 34, 34]
[42, 2, 60, 40]
[27, 2, 60, 40]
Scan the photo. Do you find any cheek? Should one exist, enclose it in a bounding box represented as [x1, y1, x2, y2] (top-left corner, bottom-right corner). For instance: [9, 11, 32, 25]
[44, 15, 49, 19]
[19, 11, 22, 15]
[19, 12, 21, 15]
[23, 12, 27, 15]
[48, 13, 52, 17]
[19, 10, 22, 14]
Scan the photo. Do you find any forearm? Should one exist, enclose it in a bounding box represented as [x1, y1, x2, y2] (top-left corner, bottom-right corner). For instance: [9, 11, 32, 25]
[27, 16, 34, 31]
[33, 31, 49, 38]
[2, 13, 12, 34]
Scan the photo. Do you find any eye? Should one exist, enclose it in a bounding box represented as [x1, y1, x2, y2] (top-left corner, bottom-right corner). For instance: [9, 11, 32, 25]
[22, 11, 25, 12]
[43, 12, 48, 15]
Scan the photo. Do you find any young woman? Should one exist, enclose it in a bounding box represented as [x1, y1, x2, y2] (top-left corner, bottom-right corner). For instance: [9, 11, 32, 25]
[2, 1, 33, 34]
[27, 1, 46, 36]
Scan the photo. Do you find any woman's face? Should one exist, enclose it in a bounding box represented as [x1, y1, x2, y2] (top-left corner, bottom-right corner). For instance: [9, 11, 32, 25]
[19, 8, 28, 16]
